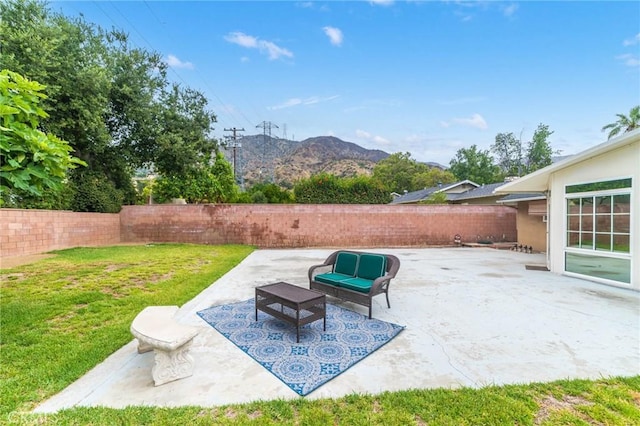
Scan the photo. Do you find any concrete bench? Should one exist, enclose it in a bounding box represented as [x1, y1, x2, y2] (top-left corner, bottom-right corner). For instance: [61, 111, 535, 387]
[130, 306, 199, 386]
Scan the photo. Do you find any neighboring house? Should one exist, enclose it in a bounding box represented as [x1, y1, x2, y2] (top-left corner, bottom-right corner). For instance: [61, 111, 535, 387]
[496, 193, 547, 252]
[449, 181, 511, 205]
[390, 180, 479, 204]
[496, 129, 639, 291]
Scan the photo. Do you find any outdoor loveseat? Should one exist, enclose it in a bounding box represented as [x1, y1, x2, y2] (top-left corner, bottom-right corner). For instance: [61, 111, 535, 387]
[308, 250, 400, 319]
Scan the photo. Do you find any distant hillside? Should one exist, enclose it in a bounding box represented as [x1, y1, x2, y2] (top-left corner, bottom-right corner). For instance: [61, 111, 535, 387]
[222, 135, 390, 186]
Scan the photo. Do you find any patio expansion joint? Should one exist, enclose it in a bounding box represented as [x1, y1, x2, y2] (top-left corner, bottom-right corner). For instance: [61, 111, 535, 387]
[423, 329, 477, 386]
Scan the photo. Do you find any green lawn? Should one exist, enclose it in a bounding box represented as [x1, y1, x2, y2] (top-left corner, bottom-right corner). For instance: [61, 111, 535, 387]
[1, 244, 638, 425]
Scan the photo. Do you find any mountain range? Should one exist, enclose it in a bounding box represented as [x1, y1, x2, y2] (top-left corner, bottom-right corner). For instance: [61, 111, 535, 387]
[222, 135, 392, 187]
[220, 134, 570, 188]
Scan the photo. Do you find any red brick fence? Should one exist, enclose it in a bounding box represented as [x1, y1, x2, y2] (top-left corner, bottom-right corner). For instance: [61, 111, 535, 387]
[0, 209, 120, 259]
[1, 204, 516, 258]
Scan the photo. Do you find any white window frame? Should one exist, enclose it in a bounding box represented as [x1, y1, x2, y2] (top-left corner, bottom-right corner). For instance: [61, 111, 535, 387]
[564, 179, 632, 286]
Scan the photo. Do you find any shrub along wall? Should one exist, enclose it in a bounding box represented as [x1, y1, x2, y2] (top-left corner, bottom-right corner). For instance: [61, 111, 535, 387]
[119, 204, 516, 248]
[1, 204, 516, 258]
[0, 209, 121, 259]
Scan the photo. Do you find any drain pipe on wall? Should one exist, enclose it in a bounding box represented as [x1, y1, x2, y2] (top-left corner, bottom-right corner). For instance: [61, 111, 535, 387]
[545, 189, 551, 271]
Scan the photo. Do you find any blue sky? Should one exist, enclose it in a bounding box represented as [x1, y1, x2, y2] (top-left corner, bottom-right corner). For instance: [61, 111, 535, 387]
[54, 1, 639, 166]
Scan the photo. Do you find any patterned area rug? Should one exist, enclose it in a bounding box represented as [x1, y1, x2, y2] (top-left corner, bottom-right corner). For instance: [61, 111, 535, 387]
[197, 298, 404, 396]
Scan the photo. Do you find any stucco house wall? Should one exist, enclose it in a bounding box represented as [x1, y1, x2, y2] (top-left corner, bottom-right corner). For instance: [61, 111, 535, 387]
[515, 201, 547, 252]
[497, 129, 639, 291]
[547, 140, 639, 288]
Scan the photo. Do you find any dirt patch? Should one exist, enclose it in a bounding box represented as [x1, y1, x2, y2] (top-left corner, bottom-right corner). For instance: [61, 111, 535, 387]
[534, 395, 594, 425]
[1, 254, 55, 269]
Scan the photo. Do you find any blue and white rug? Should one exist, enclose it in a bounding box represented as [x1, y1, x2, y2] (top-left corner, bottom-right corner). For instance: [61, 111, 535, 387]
[197, 298, 404, 396]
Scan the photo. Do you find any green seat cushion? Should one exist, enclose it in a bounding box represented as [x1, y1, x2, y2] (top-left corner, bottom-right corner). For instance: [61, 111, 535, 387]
[340, 277, 374, 293]
[315, 272, 351, 286]
[356, 254, 386, 280]
[334, 252, 359, 276]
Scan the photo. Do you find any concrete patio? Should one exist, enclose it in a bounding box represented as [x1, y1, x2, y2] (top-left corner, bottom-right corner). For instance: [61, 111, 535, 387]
[34, 248, 640, 412]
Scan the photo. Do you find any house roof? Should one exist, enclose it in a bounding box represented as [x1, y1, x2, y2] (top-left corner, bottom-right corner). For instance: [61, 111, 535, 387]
[496, 193, 546, 204]
[390, 180, 479, 204]
[450, 182, 508, 201]
[495, 129, 640, 194]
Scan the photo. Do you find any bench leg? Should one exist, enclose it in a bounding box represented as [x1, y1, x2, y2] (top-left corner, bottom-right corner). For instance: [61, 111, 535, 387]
[137, 340, 153, 354]
[151, 339, 195, 386]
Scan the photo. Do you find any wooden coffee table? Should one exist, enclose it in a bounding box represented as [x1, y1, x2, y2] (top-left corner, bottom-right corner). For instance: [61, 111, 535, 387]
[255, 282, 326, 343]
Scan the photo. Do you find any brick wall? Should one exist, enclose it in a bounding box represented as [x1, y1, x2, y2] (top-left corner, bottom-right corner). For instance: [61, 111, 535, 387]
[1, 204, 516, 258]
[119, 204, 516, 248]
[0, 209, 121, 258]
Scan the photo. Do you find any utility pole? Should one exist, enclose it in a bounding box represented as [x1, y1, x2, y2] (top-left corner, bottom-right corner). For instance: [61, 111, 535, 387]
[224, 127, 244, 187]
[256, 121, 279, 182]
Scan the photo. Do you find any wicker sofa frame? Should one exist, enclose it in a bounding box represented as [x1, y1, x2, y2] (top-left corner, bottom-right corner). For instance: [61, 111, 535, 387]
[308, 250, 400, 319]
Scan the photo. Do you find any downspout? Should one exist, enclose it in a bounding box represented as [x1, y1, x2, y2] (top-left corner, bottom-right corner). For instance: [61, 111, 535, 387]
[545, 189, 551, 271]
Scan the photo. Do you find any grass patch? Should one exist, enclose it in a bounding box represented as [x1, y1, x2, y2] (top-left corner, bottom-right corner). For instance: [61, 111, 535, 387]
[1, 244, 639, 425]
[1, 243, 254, 417]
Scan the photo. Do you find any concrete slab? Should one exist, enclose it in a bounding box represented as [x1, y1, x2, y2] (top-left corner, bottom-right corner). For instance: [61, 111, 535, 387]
[34, 248, 640, 412]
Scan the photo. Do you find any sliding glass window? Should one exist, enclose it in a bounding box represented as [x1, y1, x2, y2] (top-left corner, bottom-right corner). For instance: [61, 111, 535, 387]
[565, 178, 631, 284]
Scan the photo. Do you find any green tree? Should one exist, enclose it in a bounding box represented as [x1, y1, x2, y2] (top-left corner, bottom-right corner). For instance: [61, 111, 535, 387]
[237, 183, 294, 204]
[372, 152, 431, 193]
[0, 70, 85, 207]
[419, 191, 448, 205]
[294, 173, 390, 204]
[1, 0, 131, 210]
[525, 123, 555, 173]
[154, 84, 218, 178]
[411, 168, 456, 190]
[1, 0, 226, 212]
[449, 145, 502, 185]
[104, 31, 168, 168]
[153, 152, 235, 204]
[491, 132, 522, 176]
[601, 106, 640, 139]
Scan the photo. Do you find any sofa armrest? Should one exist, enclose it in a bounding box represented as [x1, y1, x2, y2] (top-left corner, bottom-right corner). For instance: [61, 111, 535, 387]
[308, 263, 333, 281]
[308, 251, 341, 281]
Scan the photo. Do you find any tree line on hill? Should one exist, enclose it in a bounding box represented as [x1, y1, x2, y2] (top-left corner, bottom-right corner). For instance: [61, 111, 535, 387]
[2, 1, 638, 210]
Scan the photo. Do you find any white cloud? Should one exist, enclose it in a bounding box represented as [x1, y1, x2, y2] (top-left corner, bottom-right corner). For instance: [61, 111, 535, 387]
[440, 113, 488, 130]
[502, 3, 518, 17]
[224, 32, 293, 60]
[369, 0, 394, 6]
[623, 33, 640, 46]
[224, 32, 258, 48]
[271, 98, 302, 110]
[268, 95, 339, 110]
[449, 1, 518, 22]
[260, 40, 294, 60]
[356, 129, 391, 146]
[165, 54, 194, 69]
[323, 26, 343, 46]
[616, 53, 640, 68]
[438, 96, 487, 106]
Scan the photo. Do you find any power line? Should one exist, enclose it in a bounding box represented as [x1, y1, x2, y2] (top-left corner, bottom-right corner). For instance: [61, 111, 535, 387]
[102, 1, 257, 132]
[138, 1, 260, 132]
[224, 127, 245, 188]
[256, 121, 279, 183]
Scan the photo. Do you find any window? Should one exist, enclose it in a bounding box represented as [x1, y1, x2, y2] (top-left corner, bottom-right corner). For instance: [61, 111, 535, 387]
[565, 178, 632, 284]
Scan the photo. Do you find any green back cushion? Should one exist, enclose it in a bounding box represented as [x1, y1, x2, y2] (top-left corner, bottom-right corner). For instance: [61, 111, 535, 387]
[334, 252, 359, 276]
[357, 254, 386, 280]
